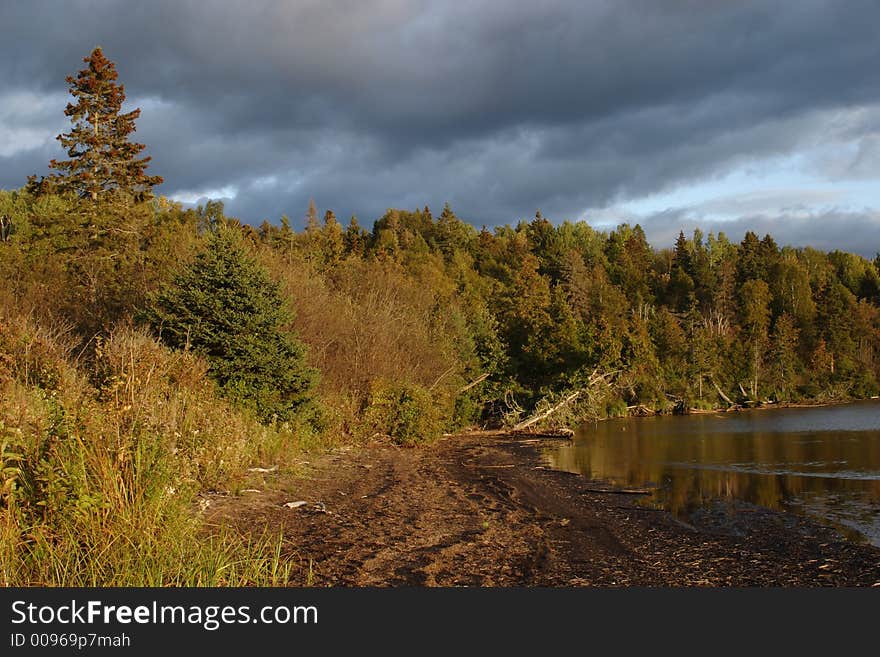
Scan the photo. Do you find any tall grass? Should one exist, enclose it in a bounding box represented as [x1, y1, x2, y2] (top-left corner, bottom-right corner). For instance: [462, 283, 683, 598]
[0, 313, 304, 586]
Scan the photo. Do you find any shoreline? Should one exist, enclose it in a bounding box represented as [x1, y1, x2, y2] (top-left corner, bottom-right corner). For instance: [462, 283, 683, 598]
[206, 431, 880, 586]
[620, 394, 880, 418]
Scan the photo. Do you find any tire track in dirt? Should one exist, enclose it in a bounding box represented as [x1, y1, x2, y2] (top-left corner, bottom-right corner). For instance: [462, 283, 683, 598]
[205, 433, 880, 587]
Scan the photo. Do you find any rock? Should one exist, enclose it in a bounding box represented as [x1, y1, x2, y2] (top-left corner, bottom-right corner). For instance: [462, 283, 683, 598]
[248, 465, 279, 473]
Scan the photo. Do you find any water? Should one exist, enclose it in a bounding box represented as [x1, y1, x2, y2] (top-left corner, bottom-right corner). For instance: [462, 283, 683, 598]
[546, 400, 880, 546]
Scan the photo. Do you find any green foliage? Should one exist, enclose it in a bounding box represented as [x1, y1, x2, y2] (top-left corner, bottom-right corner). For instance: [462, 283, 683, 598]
[605, 397, 629, 418]
[147, 227, 317, 425]
[364, 380, 443, 446]
[7, 181, 880, 430]
[5, 52, 880, 581]
[768, 313, 800, 400]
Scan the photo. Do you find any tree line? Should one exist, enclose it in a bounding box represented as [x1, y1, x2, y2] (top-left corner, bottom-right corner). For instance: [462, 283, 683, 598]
[4, 47, 880, 440]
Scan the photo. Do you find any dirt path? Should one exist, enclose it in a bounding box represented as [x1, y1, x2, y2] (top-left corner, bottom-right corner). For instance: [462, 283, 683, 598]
[204, 433, 880, 586]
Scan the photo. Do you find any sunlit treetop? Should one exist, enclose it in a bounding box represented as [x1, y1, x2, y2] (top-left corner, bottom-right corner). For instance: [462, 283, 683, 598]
[28, 46, 162, 201]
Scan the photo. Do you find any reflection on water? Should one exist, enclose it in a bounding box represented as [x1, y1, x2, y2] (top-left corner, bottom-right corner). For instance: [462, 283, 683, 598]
[545, 400, 880, 546]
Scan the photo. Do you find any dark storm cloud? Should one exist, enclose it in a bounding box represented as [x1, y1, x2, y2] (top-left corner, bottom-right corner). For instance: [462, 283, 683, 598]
[3, 1, 880, 244]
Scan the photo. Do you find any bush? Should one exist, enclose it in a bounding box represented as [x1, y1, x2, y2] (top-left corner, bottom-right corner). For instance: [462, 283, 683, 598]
[364, 380, 444, 446]
[690, 397, 716, 411]
[604, 396, 628, 418]
[90, 328, 272, 489]
[848, 370, 879, 399]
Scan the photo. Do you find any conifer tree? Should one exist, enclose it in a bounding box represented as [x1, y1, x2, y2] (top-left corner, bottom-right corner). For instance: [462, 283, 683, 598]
[668, 231, 695, 311]
[147, 227, 317, 424]
[29, 47, 162, 200]
[305, 199, 319, 230]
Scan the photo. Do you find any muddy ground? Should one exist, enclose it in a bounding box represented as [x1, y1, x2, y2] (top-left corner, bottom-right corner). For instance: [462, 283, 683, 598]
[204, 432, 880, 586]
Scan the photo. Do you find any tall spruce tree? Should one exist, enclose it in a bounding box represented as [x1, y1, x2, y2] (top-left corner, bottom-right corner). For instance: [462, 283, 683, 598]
[29, 47, 162, 200]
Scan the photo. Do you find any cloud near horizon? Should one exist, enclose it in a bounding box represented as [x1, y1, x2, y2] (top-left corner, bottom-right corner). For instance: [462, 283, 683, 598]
[2, 1, 880, 255]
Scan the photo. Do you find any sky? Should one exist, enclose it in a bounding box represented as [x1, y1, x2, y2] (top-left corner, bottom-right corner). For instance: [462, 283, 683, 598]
[2, 0, 880, 256]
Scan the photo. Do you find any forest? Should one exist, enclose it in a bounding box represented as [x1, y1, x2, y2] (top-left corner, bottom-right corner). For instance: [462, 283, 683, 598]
[2, 48, 880, 585]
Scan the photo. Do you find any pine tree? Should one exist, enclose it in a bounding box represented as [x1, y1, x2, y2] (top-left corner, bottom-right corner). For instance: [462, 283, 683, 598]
[344, 216, 365, 256]
[29, 47, 162, 201]
[305, 199, 319, 231]
[737, 231, 763, 283]
[320, 209, 344, 265]
[689, 229, 714, 311]
[673, 230, 692, 276]
[147, 227, 317, 424]
[668, 231, 695, 311]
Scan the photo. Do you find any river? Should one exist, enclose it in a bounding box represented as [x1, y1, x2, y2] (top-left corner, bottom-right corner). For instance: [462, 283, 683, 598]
[546, 400, 880, 546]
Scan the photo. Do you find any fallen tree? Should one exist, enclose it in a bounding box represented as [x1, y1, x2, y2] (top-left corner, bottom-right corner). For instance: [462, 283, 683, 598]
[710, 376, 735, 408]
[512, 369, 617, 431]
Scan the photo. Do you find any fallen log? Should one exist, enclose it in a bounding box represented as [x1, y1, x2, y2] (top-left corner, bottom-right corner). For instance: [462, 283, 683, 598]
[512, 369, 617, 431]
[512, 390, 581, 431]
[429, 365, 456, 390]
[509, 428, 575, 439]
[582, 487, 655, 495]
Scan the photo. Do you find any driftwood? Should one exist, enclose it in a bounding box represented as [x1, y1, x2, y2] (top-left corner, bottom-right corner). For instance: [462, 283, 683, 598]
[582, 487, 654, 495]
[509, 428, 575, 439]
[627, 404, 655, 417]
[663, 392, 689, 414]
[711, 377, 735, 407]
[458, 373, 489, 393]
[247, 465, 279, 473]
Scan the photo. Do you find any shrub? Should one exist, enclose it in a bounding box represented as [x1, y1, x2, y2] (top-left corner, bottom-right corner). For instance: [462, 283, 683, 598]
[364, 380, 443, 446]
[604, 396, 629, 418]
[90, 328, 269, 490]
[848, 370, 879, 399]
[690, 397, 717, 411]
